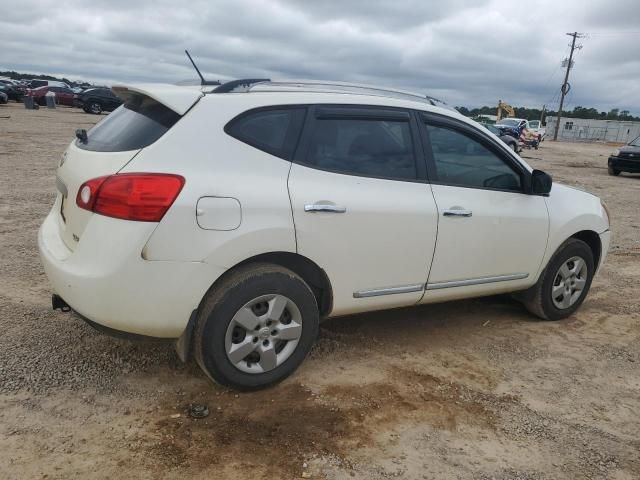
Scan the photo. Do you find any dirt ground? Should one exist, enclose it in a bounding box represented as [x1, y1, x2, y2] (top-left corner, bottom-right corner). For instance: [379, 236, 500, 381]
[1, 102, 639, 480]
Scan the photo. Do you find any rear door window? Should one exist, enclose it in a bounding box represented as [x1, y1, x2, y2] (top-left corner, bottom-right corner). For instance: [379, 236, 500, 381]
[225, 107, 306, 160]
[301, 107, 418, 181]
[77, 94, 180, 152]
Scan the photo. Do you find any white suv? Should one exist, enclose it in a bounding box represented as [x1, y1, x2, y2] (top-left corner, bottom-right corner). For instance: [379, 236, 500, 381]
[39, 80, 611, 389]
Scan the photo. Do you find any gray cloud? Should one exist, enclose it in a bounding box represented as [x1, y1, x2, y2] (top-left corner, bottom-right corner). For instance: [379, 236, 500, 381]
[1, 0, 639, 113]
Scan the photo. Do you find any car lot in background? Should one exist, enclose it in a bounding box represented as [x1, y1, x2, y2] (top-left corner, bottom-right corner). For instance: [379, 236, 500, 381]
[75, 87, 123, 114]
[26, 85, 75, 106]
[608, 135, 640, 175]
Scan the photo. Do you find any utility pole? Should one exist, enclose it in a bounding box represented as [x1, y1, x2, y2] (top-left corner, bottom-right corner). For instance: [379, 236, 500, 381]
[553, 32, 584, 141]
[540, 105, 546, 124]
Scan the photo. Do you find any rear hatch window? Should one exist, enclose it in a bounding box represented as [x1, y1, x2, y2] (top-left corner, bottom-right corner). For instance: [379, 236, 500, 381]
[77, 94, 180, 152]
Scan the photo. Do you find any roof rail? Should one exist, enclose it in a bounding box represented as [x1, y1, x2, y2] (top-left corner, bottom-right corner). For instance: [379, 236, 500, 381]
[249, 80, 452, 109]
[206, 78, 455, 110]
[212, 78, 270, 93]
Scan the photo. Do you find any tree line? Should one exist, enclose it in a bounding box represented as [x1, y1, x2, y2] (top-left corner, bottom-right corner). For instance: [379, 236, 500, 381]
[455, 105, 640, 122]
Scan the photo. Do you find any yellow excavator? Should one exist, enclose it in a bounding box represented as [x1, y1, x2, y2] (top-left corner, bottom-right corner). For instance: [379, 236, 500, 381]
[496, 100, 515, 121]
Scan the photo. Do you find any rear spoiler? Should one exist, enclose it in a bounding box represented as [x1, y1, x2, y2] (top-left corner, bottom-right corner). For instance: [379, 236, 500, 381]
[111, 83, 204, 115]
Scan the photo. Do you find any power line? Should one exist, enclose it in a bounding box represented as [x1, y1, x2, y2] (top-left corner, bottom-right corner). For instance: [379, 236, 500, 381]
[585, 31, 640, 36]
[553, 32, 585, 141]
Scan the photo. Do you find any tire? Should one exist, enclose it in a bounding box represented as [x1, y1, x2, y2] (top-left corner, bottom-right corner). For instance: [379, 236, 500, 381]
[608, 166, 620, 176]
[194, 263, 319, 390]
[521, 238, 594, 320]
[88, 102, 102, 114]
[510, 142, 518, 152]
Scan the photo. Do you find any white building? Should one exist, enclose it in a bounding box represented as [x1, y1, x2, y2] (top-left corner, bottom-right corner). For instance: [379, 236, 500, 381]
[546, 117, 640, 143]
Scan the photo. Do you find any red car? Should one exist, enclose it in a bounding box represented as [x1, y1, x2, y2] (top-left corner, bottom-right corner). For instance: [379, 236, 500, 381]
[26, 86, 75, 106]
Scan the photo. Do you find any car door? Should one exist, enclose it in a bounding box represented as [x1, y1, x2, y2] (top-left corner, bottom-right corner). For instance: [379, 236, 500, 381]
[106, 90, 120, 110]
[59, 87, 74, 105]
[288, 105, 438, 316]
[418, 113, 548, 302]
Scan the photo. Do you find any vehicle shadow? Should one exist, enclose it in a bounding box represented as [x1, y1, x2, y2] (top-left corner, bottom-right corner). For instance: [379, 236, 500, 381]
[316, 294, 536, 351]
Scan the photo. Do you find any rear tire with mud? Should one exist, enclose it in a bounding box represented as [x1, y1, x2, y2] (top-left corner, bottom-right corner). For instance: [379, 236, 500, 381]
[194, 263, 319, 390]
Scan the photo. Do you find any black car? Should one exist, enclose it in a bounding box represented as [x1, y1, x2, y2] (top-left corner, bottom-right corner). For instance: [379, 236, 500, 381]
[608, 135, 640, 176]
[0, 80, 23, 102]
[484, 124, 520, 152]
[75, 87, 123, 114]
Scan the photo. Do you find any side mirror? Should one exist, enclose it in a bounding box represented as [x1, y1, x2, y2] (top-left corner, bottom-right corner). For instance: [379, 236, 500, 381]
[75, 128, 88, 144]
[531, 169, 552, 196]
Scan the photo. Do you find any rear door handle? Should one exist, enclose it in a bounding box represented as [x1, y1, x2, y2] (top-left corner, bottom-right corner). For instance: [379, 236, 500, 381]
[304, 203, 347, 213]
[443, 208, 472, 217]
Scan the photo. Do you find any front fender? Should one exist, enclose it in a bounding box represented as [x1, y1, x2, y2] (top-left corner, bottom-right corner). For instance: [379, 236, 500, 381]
[535, 183, 608, 280]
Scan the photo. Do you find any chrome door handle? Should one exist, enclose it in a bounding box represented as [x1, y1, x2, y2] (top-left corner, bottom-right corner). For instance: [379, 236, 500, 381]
[304, 203, 347, 213]
[443, 208, 472, 217]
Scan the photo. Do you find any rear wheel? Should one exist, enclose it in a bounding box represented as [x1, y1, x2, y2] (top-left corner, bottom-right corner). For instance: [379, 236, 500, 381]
[194, 264, 319, 390]
[608, 166, 620, 176]
[510, 142, 518, 153]
[521, 238, 594, 320]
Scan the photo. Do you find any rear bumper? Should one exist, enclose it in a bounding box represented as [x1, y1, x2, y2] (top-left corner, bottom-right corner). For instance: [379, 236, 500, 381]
[38, 206, 225, 338]
[609, 156, 640, 173]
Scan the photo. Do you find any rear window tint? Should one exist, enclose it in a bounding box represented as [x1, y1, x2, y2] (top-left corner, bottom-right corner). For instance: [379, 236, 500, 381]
[77, 94, 180, 152]
[225, 107, 306, 160]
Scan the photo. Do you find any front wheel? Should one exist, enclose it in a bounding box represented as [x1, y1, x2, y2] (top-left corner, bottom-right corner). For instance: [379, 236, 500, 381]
[521, 238, 594, 320]
[194, 264, 319, 390]
[608, 166, 620, 176]
[88, 102, 102, 114]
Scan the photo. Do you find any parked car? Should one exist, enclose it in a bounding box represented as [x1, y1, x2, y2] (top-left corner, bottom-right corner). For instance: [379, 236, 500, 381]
[608, 135, 640, 176]
[484, 123, 520, 152]
[495, 117, 540, 149]
[39, 80, 611, 390]
[0, 80, 24, 101]
[75, 87, 123, 114]
[528, 120, 546, 141]
[26, 86, 75, 106]
[29, 79, 70, 89]
[0, 90, 7, 104]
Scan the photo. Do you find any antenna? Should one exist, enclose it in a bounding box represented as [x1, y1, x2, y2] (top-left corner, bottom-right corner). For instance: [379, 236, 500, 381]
[184, 50, 220, 86]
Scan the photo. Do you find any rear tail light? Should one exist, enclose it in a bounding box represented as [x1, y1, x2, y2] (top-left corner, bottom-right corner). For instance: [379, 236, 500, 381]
[76, 173, 185, 222]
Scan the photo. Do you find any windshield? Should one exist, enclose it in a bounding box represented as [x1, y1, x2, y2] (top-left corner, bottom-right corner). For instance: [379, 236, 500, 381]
[629, 135, 640, 147]
[497, 119, 520, 127]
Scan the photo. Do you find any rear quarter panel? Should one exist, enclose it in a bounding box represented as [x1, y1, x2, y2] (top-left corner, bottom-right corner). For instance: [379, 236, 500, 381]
[127, 95, 297, 269]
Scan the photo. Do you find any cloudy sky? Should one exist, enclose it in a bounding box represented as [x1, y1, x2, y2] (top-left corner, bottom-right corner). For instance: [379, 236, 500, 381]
[1, 0, 639, 113]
